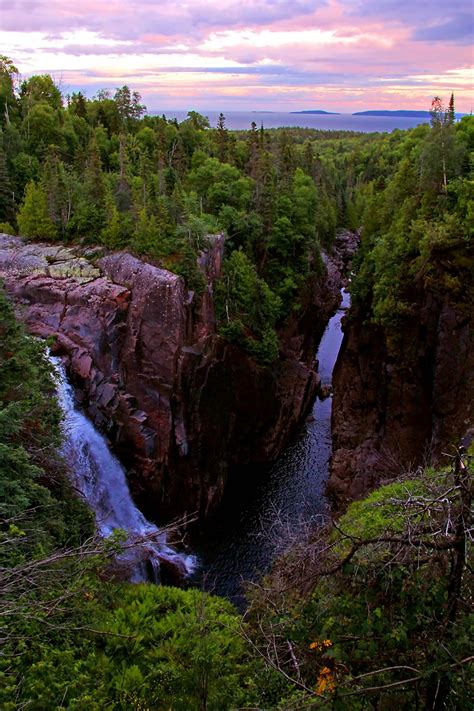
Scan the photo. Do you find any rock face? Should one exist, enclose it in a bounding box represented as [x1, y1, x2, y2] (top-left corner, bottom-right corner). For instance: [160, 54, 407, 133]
[0, 233, 342, 521]
[329, 269, 474, 509]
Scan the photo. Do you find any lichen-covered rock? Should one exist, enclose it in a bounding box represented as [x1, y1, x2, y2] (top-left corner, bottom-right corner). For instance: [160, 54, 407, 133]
[0, 234, 100, 281]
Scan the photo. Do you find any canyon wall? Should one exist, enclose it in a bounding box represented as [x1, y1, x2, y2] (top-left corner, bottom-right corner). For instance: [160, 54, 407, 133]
[328, 243, 474, 508]
[0, 233, 342, 521]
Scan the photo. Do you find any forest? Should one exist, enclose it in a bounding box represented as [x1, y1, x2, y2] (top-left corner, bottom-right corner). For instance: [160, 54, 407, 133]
[0, 54, 473, 709]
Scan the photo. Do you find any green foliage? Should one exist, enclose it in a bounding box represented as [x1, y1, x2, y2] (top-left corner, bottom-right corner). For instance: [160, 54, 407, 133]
[215, 250, 281, 363]
[0, 57, 347, 338]
[0, 145, 14, 224]
[1, 68, 473, 709]
[17, 180, 57, 240]
[20, 74, 63, 112]
[350, 114, 473, 331]
[0, 56, 19, 128]
[24, 101, 64, 152]
[0, 287, 93, 562]
[245, 460, 473, 708]
[1, 582, 259, 711]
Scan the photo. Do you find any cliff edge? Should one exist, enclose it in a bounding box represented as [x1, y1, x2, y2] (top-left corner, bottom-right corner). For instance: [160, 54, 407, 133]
[0, 233, 342, 521]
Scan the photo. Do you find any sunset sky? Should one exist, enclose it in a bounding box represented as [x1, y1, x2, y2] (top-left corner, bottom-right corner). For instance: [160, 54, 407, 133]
[2, 0, 473, 113]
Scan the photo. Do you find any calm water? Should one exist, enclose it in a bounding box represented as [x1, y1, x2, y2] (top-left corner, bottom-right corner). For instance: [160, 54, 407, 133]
[191, 288, 351, 605]
[150, 110, 431, 133]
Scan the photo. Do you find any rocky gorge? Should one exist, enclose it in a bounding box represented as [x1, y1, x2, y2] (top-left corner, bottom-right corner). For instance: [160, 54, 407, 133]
[329, 239, 474, 508]
[0, 232, 353, 523]
[2, 228, 469, 529]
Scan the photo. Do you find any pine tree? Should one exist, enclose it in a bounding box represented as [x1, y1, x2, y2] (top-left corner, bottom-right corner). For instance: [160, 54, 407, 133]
[42, 149, 71, 236]
[247, 122, 260, 179]
[84, 135, 106, 204]
[115, 133, 132, 212]
[277, 130, 295, 188]
[73, 135, 107, 237]
[0, 145, 14, 223]
[100, 185, 122, 248]
[69, 91, 88, 119]
[132, 208, 168, 257]
[448, 93, 455, 124]
[216, 112, 228, 163]
[17, 181, 57, 240]
[302, 141, 314, 177]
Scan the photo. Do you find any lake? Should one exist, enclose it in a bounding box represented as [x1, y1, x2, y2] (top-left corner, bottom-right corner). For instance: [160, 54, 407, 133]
[149, 110, 432, 133]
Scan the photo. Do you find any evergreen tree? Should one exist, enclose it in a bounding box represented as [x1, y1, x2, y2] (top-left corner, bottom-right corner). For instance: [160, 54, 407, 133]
[448, 92, 455, 124]
[17, 181, 57, 240]
[215, 250, 281, 363]
[216, 112, 228, 163]
[0, 144, 14, 224]
[277, 130, 296, 188]
[132, 208, 169, 257]
[72, 135, 107, 237]
[247, 121, 260, 179]
[115, 133, 133, 212]
[100, 202, 122, 248]
[253, 149, 276, 264]
[302, 140, 314, 177]
[42, 148, 71, 236]
[69, 91, 88, 119]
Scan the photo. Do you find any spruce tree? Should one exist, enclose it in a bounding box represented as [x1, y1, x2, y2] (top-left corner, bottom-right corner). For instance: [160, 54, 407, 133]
[448, 92, 455, 124]
[77, 134, 107, 235]
[0, 145, 13, 224]
[17, 181, 57, 240]
[42, 148, 71, 236]
[216, 112, 228, 163]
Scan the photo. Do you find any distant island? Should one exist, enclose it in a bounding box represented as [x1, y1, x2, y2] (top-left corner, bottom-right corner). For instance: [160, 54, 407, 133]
[353, 110, 431, 118]
[290, 110, 340, 115]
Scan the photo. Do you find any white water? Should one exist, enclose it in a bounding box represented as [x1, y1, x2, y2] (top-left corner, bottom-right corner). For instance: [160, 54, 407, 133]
[49, 355, 195, 582]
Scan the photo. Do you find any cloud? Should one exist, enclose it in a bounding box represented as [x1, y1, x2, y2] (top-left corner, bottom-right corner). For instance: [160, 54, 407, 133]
[345, 0, 473, 45]
[1, 0, 472, 111]
[2, 0, 323, 39]
[412, 14, 473, 43]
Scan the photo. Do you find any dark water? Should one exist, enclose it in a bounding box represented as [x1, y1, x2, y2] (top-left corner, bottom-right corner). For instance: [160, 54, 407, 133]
[150, 110, 430, 133]
[191, 288, 350, 605]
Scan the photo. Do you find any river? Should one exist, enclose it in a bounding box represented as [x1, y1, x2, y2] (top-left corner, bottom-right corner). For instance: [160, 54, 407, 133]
[190, 287, 351, 605]
[49, 286, 349, 601]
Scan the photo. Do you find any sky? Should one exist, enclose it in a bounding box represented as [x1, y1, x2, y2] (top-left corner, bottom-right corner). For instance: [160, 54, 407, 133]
[1, 0, 473, 113]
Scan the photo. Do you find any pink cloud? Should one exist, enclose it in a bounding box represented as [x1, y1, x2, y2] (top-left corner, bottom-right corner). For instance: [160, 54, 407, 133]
[1, 0, 472, 111]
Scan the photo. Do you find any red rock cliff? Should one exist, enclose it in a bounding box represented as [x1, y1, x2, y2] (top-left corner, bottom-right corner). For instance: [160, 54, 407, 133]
[0, 233, 341, 521]
[328, 245, 474, 509]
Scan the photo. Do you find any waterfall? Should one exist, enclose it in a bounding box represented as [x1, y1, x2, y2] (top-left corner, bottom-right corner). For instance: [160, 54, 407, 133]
[48, 354, 195, 583]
